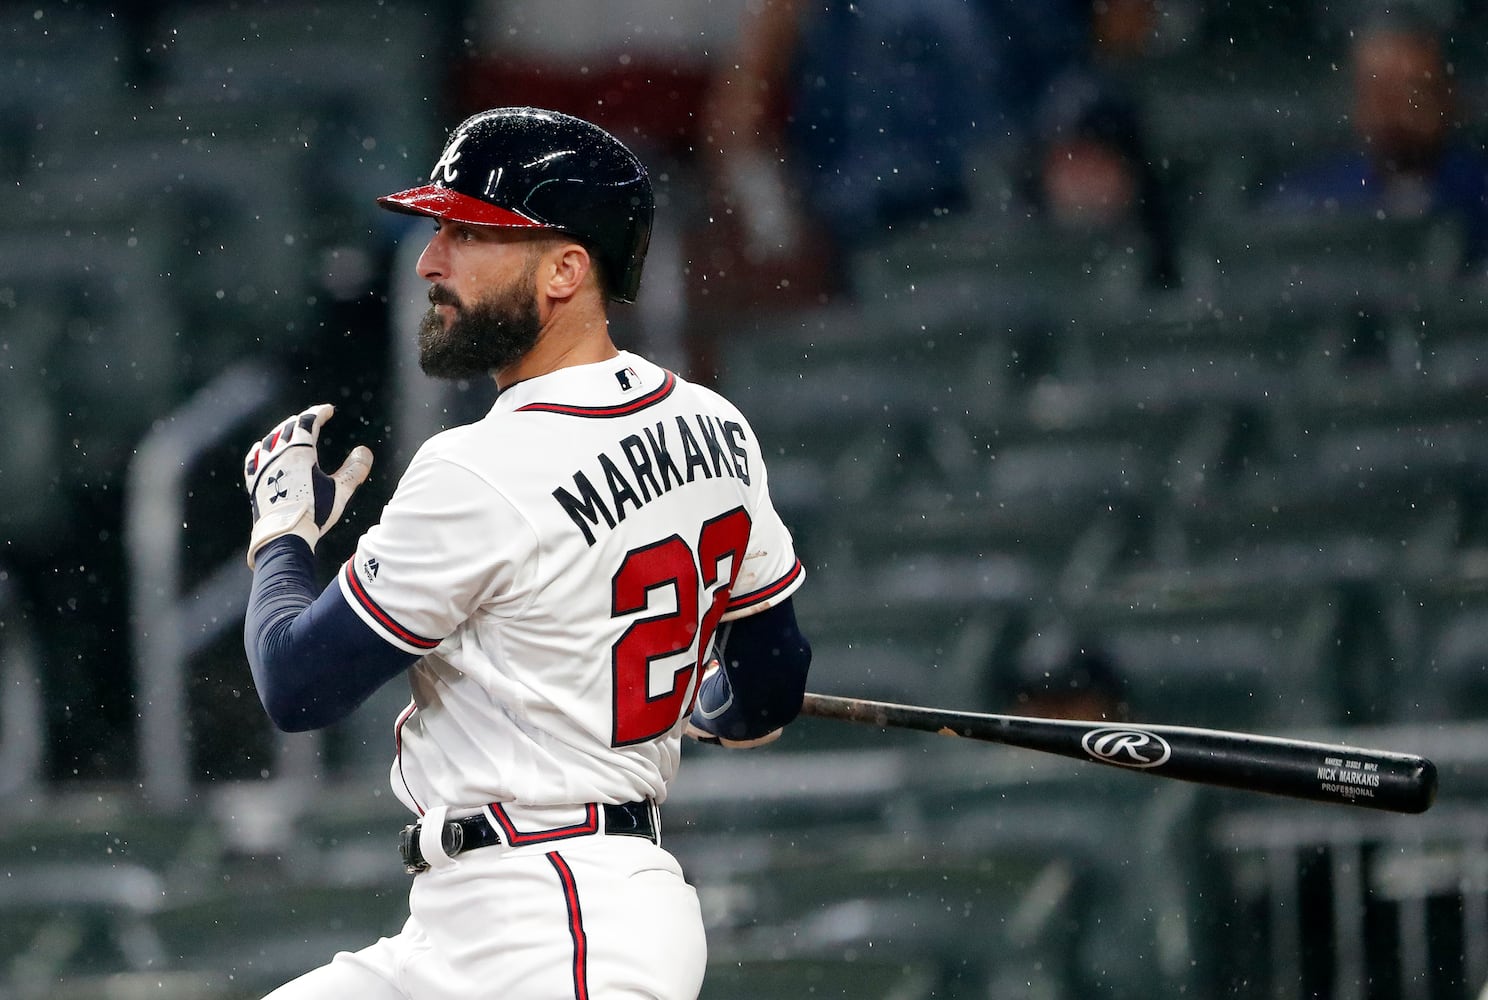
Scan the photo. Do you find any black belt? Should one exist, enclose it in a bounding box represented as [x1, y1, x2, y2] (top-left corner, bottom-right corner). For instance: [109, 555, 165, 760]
[399, 801, 657, 874]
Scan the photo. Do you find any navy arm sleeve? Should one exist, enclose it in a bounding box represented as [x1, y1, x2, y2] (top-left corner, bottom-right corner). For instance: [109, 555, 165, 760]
[244, 535, 420, 732]
[691, 597, 812, 742]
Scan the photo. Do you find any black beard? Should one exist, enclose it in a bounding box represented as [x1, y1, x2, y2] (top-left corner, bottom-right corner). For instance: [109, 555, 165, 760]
[417, 277, 543, 381]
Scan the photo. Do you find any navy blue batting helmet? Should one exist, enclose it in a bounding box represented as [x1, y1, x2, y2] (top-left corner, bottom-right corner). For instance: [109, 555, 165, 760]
[378, 107, 655, 303]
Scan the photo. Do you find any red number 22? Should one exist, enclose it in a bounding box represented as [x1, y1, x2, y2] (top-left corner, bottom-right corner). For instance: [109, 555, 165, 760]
[610, 508, 751, 746]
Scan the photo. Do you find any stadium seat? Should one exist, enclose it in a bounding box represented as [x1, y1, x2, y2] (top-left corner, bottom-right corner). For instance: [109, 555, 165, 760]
[1186, 210, 1467, 316]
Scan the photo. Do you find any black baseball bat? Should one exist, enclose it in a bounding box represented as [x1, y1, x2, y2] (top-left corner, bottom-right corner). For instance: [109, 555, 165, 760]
[799, 693, 1437, 814]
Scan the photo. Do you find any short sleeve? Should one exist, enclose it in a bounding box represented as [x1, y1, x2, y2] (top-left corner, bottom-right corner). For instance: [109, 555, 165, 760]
[339, 453, 537, 654]
[721, 414, 806, 620]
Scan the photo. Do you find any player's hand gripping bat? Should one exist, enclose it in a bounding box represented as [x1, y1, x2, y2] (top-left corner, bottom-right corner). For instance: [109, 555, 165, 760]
[799, 693, 1437, 814]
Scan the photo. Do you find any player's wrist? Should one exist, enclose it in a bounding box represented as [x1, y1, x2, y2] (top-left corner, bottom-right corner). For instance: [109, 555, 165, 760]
[683, 720, 722, 745]
[247, 506, 319, 569]
[685, 715, 782, 749]
[719, 728, 782, 749]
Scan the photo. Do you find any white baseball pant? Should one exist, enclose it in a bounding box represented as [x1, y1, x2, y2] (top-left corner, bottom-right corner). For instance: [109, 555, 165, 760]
[263, 830, 705, 999]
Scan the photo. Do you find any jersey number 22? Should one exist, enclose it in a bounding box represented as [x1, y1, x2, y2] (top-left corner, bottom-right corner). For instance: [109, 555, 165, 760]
[610, 507, 751, 746]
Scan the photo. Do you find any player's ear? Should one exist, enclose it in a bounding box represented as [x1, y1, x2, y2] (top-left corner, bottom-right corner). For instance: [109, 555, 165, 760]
[543, 241, 594, 302]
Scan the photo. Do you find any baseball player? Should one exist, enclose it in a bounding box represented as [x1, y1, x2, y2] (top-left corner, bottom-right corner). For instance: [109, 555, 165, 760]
[241, 107, 812, 999]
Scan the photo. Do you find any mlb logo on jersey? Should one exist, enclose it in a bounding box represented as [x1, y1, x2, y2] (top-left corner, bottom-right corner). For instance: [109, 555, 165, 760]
[615, 366, 640, 391]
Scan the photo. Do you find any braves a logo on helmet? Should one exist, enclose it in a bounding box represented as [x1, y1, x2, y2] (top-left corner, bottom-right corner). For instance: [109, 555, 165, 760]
[1081, 727, 1172, 769]
[431, 131, 469, 184]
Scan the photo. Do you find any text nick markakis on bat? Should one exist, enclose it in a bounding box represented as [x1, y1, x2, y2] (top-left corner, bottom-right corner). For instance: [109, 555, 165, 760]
[552, 412, 751, 546]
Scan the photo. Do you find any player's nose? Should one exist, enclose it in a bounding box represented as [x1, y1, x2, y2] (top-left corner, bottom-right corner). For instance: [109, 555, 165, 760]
[416, 233, 449, 282]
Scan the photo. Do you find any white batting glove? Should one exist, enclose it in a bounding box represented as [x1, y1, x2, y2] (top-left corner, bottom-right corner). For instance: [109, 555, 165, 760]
[242, 403, 373, 569]
[685, 659, 783, 749]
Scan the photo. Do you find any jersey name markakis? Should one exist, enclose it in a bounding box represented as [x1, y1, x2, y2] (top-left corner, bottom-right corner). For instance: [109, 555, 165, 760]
[553, 413, 751, 545]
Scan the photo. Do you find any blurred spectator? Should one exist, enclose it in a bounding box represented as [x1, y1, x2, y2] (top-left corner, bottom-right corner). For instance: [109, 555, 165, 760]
[1261, 10, 1488, 274]
[700, 0, 1092, 289]
[1008, 626, 1131, 722]
[697, 0, 1186, 321]
[1020, 70, 1183, 289]
[1088, 0, 1166, 64]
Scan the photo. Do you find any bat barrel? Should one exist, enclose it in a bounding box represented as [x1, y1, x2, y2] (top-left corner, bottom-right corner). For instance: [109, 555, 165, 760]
[1102, 726, 1438, 814]
[800, 694, 1438, 815]
[991, 713, 1439, 814]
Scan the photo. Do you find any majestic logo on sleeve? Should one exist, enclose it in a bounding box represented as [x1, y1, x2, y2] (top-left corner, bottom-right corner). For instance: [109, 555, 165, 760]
[1081, 728, 1172, 769]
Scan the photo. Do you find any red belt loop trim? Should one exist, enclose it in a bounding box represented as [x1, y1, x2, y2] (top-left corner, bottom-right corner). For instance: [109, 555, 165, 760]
[486, 803, 601, 846]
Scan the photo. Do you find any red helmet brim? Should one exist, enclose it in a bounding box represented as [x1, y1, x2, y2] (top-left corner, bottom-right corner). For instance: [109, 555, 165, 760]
[376, 185, 546, 228]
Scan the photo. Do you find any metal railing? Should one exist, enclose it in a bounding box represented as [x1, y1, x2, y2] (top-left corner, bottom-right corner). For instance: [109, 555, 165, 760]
[125, 361, 289, 807]
[0, 566, 43, 801]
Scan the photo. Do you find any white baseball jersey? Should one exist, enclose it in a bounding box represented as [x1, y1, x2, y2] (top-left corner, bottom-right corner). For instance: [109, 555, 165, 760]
[337, 351, 804, 815]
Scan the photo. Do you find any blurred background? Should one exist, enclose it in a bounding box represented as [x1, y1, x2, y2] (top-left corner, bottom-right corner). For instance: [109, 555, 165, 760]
[4, 0, 1488, 996]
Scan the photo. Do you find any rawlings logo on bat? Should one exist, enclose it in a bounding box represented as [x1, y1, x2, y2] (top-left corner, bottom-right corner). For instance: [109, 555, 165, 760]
[1081, 728, 1173, 769]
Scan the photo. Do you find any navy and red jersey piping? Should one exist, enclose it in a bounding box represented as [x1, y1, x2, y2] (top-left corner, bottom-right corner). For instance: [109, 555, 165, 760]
[342, 561, 441, 651]
[515, 371, 676, 417]
[726, 558, 804, 613]
[393, 700, 422, 815]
